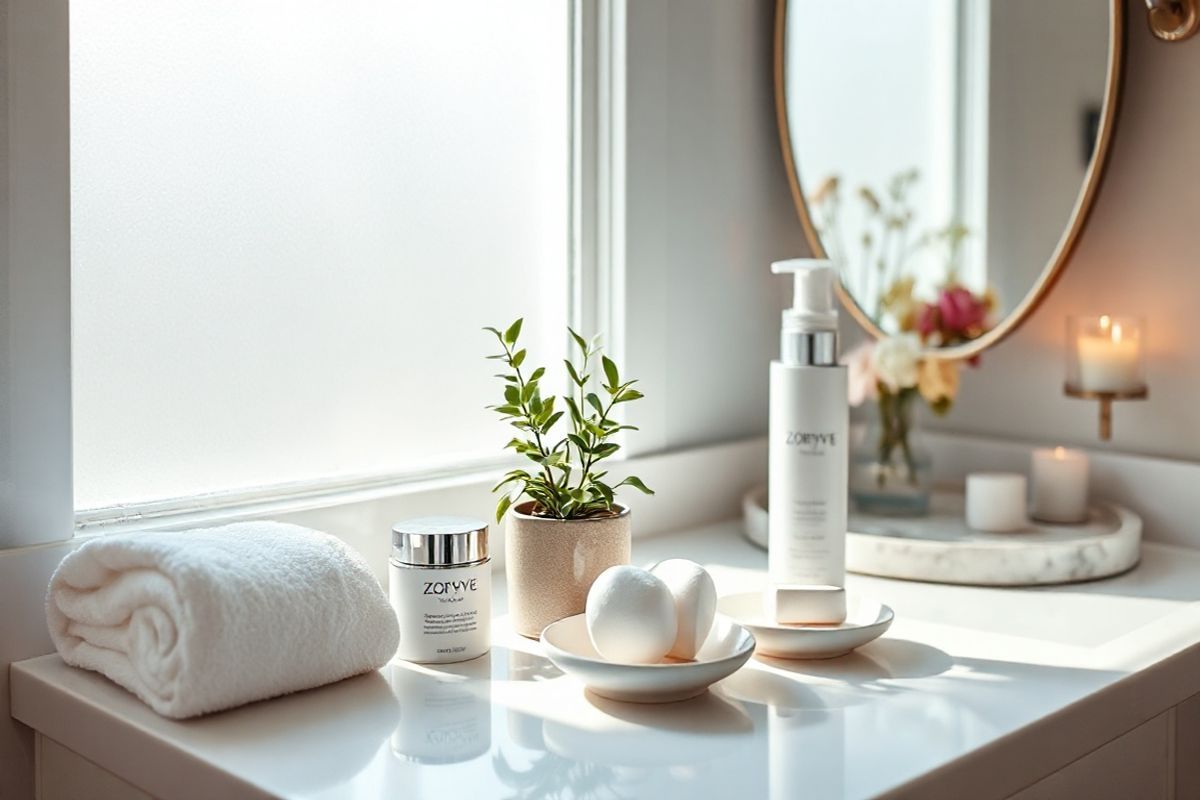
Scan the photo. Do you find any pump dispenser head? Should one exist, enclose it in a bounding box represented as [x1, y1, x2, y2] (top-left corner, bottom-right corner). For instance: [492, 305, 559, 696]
[771, 259, 838, 331]
[772, 258, 839, 366]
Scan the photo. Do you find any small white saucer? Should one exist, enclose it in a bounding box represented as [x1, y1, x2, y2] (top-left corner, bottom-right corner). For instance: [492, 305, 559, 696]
[541, 614, 756, 703]
[716, 593, 894, 660]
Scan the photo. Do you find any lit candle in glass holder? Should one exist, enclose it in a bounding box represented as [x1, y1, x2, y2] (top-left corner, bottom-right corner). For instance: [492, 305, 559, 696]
[1064, 315, 1147, 440]
[1072, 315, 1144, 393]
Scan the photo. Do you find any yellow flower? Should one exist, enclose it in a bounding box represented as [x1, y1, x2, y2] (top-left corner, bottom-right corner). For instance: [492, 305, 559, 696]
[858, 186, 882, 214]
[880, 277, 919, 333]
[981, 286, 999, 314]
[810, 175, 840, 206]
[917, 357, 959, 414]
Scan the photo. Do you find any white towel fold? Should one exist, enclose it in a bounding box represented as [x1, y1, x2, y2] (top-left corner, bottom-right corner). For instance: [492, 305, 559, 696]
[47, 521, 399, 719]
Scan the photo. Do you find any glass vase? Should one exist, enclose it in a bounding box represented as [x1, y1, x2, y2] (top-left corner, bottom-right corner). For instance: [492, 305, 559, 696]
[850, 389, 933, 517]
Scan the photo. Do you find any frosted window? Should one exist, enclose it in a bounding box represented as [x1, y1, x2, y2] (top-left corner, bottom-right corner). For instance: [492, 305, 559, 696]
[70, 1, 570, 510]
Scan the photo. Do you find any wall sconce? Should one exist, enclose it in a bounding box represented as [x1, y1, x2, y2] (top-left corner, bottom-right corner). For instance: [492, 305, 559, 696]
[1146, 0, 1199, 42]
[1064, 315, 1148, 441]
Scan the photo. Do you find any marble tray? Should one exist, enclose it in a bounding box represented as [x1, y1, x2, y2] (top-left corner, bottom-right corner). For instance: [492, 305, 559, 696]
[741, 486, 1142, 586]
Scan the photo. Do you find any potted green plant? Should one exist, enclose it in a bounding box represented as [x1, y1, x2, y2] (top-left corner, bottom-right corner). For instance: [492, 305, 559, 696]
[484, 320, 653, 638]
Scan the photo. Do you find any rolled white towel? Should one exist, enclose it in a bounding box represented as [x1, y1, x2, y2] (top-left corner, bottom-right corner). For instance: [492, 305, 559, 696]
[46, 521, 399, 719]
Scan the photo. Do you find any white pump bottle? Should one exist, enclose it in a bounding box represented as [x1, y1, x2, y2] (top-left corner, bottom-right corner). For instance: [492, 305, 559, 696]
[768, 259, 848, 587]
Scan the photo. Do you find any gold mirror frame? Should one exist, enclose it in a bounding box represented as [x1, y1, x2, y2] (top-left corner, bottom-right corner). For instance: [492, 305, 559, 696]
[773, 0, 1126, 360]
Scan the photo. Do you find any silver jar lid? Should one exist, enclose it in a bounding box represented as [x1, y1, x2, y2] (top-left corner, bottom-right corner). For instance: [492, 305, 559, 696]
[391, 516, 489, 567]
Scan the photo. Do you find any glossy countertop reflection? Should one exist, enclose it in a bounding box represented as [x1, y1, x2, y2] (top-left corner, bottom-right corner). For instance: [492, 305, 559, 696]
[13, 522, 1200, 800]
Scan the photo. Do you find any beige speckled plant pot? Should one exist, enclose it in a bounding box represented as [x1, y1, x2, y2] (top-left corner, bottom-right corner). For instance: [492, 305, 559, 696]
[505, 501, 631, 638]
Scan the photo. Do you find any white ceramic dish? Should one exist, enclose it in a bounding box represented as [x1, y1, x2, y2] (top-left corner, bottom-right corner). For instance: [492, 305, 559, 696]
[541, 614, 756, 703]
[717, 592, 893, 660]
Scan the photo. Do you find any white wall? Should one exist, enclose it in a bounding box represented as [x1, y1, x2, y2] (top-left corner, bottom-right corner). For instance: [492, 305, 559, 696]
[0, 0, 72, 549]
[620, 0, 805, 455]
[1, 1, 73, 793]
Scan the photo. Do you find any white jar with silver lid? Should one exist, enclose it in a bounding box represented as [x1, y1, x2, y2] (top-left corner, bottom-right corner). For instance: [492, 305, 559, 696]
[389, 516, 491, 663]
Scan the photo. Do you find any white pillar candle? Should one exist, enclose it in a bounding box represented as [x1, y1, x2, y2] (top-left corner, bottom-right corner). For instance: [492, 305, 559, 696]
[1076, 317, 1141, 393]
[965, 472, 1028, 532]
[1030, 447, 1089, 524]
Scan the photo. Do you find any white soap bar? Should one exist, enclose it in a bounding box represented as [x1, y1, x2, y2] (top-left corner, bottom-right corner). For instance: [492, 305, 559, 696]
[650, 558, 717, 660]
[586, 565, 678, 664]
[765, 585, 847, 625]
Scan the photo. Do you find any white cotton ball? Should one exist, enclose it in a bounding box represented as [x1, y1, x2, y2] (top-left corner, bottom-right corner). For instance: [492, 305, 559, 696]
[586, 565, 678, 664]
[650, 559, 717, 660]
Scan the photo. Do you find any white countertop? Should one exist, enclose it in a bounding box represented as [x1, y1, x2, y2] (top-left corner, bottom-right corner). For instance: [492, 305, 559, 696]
[12, 522, 1200, 800]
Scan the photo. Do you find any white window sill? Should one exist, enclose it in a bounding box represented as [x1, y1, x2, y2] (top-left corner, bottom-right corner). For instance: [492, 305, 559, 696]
[67, 437, 769, 585]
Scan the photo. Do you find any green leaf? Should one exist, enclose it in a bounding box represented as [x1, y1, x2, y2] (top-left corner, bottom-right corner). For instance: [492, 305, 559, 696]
[617, 476, 655, 495]
[504, 385, 520, 405]
[521, 382, 536, 404]
[483, 326, 502, 336]
[491, 473, 527, 492]
[586, 393, 604, 415]
[511, 349, 526, 368]
[494, 404, 522, 416]
[567, 433, 590, 453]
[564, 360, 583, 386]
[525, 484, 554, 506]
[591, 481, 614, 505]
[615, 389, 644, 403]
[601, 356, 620, 390]
[568, 327, 588, 352]
[529, 367, 546, 382]
[565, 396, 583, 424]
[541, 411, 564, 433]
[504, 319, 524, 346]
[495, 493, 514, 523]
[592, 442, 620, 459]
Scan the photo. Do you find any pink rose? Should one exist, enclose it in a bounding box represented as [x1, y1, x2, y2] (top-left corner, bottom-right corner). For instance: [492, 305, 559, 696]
[842, 342, 878, 406]
[916, 303, 939, 338]
[937, 286, 988, 335]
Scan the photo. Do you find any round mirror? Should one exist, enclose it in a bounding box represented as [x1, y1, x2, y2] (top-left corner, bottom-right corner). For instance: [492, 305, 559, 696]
[775, 0, 1123, 358]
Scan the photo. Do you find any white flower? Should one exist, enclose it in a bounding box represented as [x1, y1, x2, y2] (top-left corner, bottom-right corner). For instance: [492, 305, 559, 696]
[870, 334, 921, 391]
